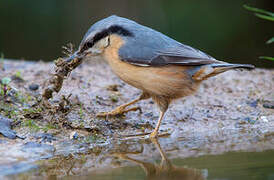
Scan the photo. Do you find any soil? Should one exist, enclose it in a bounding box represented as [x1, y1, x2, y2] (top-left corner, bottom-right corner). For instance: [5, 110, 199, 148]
[0, 58, 273, 177]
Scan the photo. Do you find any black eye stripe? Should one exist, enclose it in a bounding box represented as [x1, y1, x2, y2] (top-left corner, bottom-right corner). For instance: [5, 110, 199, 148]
[109, 25, 133, 37]
[81, 25, 133, 52]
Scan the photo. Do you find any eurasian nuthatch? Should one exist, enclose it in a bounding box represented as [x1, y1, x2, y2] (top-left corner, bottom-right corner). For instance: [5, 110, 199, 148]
[67, 15, 254, 138]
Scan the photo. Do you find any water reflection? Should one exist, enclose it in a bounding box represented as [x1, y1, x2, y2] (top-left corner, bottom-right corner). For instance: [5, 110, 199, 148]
[6, 137, 274, 179]
[112, 138, 207, 180]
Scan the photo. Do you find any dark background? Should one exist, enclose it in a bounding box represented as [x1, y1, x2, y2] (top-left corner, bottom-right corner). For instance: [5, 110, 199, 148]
[0, 0, 273, 67]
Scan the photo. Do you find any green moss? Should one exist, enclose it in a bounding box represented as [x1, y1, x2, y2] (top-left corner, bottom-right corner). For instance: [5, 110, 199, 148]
[83, 134, 105, 144]
[78, 104, 84, 119]
[14, 91, 34, 104]
[23, 119, 41, 132]
[79, 121, 85, 128]
[15, 71, 22, 79]
[0, 88, 4, 96]
[109, 94, 119, 102]
[23, 107, 42, 114]
[0, 102, 19, 119]
[41, 124, 59, 132]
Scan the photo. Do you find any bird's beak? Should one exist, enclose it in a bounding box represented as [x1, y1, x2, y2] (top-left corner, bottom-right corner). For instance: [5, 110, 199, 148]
[65, 48, 101, 62]
[65, 51, 83, 62]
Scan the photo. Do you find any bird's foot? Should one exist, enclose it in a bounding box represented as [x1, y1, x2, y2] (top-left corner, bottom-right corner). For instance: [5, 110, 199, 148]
[149, 131, 158, 139]
[149, 130, 170, 139]
[96, 106, 141, 117]
[120, 131, 170, 139]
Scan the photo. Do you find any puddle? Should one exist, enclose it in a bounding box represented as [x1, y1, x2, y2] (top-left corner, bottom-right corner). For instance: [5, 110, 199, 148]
[73, 150, 274, 180]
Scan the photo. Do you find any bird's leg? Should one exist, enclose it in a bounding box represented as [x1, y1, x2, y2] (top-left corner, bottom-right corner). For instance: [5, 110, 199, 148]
[121, 96, 169, 138]
[150, 138, 172, 170]
[149, 111, 166, 138]
[97, 92, 150, 117]
[150, 96, 169, 138]
[112, 153, 156, 176]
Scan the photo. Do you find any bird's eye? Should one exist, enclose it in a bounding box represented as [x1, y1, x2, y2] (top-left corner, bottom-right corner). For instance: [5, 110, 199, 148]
[81, 42, 93, 52]
[86, 42, 93, 48]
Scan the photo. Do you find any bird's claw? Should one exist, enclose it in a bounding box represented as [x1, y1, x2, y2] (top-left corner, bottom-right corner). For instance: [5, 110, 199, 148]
[149, 131, 158, 139]
[120, 131, 170, 139]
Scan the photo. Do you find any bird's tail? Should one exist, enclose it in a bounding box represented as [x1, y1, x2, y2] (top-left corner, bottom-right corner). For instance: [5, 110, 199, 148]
[192, 63, 255, 81]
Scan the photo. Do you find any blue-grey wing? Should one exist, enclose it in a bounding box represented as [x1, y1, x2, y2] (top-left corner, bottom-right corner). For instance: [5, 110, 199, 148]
[118, 28, 221, 66]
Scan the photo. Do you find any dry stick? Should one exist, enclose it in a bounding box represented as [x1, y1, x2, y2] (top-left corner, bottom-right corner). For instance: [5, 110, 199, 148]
[42, 56, 83, 108]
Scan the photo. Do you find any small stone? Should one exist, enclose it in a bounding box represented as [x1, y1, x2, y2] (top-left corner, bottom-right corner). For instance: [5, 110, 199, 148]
[144, 112, 153, 118]
[263, 101, 274, 109]
[70, 131, 78, 140]
[34, 133, 57, 143]
[106, 84, 119, 91]
[260, 116, 268, 123]
[246, 100, 258, 108]
[109, 93, 119, 102]
[0, 115, 17, 139]
[29, 83, 39, 91]
[241, 117, 256, 124]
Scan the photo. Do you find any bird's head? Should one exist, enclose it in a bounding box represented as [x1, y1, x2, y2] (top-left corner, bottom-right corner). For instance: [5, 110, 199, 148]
[66, 15, 136, 62]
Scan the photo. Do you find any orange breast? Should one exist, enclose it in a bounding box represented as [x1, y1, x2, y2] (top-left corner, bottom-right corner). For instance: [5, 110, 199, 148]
[102, 35, 200, 98]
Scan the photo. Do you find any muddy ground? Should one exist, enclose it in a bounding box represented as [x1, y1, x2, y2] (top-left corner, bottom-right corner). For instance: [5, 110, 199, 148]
[0, 58, 273, 178]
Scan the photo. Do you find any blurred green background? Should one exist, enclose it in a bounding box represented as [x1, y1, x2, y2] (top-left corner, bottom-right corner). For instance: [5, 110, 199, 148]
[0, 0, 273, 67]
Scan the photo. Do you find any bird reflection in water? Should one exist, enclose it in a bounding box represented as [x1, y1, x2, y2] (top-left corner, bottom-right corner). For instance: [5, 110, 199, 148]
[113, 138, 208, 180]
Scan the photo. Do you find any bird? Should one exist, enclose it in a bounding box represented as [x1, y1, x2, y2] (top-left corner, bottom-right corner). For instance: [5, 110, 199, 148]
[66, 15, 254, 138]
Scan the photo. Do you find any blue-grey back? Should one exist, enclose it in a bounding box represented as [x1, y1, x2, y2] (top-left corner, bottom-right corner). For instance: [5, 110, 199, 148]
[82, 15, 218, 66]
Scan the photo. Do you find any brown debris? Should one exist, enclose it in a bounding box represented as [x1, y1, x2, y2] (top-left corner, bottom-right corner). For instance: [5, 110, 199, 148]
[106, 84, 119, 92]
[42, 45, 83, 109]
